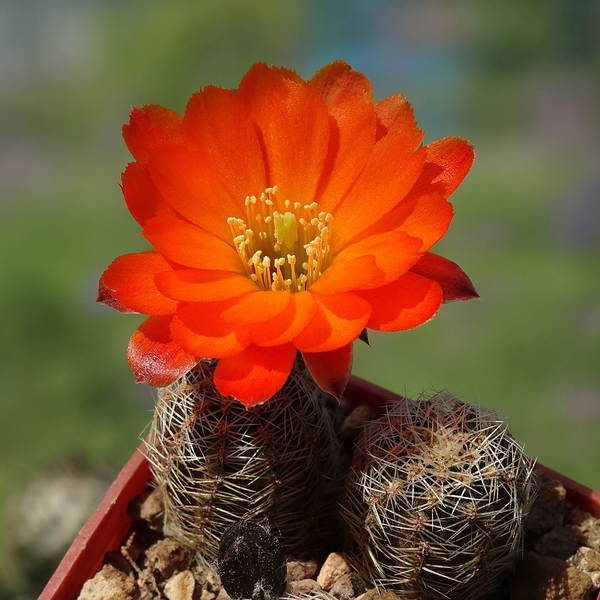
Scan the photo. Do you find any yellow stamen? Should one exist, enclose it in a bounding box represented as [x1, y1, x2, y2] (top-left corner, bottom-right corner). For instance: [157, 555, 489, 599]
[228, 186, 333, 292]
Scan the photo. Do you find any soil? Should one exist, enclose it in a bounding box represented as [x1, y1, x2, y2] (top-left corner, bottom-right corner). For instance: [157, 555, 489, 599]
[77, 469, 600, 600]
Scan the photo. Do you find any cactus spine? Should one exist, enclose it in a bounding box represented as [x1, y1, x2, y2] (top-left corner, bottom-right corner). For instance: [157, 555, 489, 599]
[341, 391, 536, 599]
[145, 360, 342, 563]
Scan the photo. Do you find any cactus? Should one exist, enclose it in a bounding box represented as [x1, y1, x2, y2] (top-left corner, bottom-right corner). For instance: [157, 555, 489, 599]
[340, 391, 536, 600]
[145, 359, 343, 563]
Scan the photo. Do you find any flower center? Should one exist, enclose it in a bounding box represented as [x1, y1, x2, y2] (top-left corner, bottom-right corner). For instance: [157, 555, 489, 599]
[227, 186, 333, 292]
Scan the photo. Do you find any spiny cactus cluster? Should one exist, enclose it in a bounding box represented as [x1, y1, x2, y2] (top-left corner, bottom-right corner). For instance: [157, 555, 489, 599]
[340, 391, 536, 600]
[145, 360, 343, 563]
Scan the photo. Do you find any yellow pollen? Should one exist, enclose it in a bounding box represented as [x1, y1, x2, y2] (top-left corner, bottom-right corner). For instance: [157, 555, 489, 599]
[227, 186, 332, 292]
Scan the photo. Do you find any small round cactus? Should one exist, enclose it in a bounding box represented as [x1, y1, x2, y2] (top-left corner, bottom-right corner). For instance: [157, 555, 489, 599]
[145, 359, 343, 563]
[340, 391, 536, 599]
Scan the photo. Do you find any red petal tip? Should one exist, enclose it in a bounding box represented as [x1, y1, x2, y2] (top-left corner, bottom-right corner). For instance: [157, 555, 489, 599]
[97, 281, 139, 314]
[213, 344, 297, 407]
[443, 272, 479, 303]
[302, 343, 354, 402]
[410, 252, 479, 303]
[358, 328, 370, 346]
[128, 316, 199, 387]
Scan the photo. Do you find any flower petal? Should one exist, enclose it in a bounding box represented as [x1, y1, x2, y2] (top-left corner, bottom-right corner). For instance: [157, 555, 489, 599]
[319, 229, 423, 293]
[147, 145, 242, 241]
[252, 291, 318, 347]
[410, 252, 479, 302]
[415, 137, 474, 197]
[171, 299, 252, 358]
[310, 61, 377, 212]
[238, 63, 330, 203]
[397, 194, 454, 252]
[127, 315, 198, 386]
[356, 272, 443, 331]
[330, 107, 426, 249]
[121, 162, 176, 227]
[97, 282, 135, 314]
[183, 86, 267, 201]
[214, 343, 297, 406]
[123, 105, 183, 163]
[374, 93, 414, 139]
[365, 192, 454, 252]
[309, 254, 380, 295]
[338, 139, 470, 252]
[155, 269, 258, 302]
[143, 215, 243, 272]
[98, 251, 178, 315]
[293, 292, 371, 353]
[220, 290, 291, 326]
[302, 343, 353, 401]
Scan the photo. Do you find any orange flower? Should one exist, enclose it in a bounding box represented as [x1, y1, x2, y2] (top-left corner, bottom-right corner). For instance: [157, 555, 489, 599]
[98, 61, 478, 406]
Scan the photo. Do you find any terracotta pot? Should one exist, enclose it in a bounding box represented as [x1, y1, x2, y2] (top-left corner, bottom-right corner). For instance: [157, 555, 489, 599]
[39, 376, 600, 600]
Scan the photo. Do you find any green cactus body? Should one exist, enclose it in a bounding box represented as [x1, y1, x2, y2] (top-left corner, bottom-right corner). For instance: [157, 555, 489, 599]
[145, 360, 342, 563]
[341, 392, 536, 599]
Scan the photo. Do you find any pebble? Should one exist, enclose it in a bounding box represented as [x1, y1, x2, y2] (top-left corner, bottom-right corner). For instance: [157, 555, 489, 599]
[533, 524, 584, 560]
[287, 558, 319, 582]
[164, 570, 195, 600]
[329, 572, 367, 600]
[567, 546, 600, 586]
[507, 552, 593, 600]
[288, 578, 322, 595]
[139, 487, 165, 531]
[316, 552, 353, 592]
[572, 511, 600, 552]
[525, 470, 566, 536]
[145, 539, 190, 579]
[357, 589, 401, 600]
[214, 587, 230, 600]
[77, 564, 139, 600]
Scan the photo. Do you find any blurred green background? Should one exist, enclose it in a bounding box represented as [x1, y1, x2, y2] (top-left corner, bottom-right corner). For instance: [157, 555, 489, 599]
[1, 0, 599, 596]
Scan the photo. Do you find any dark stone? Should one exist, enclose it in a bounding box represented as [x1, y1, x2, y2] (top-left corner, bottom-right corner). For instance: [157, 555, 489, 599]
[217, 520, 287, 600]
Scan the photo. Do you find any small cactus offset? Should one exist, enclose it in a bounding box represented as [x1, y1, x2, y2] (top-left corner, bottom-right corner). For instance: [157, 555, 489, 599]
[145, 360, 343, 563]
[340, 391, 536, 600]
